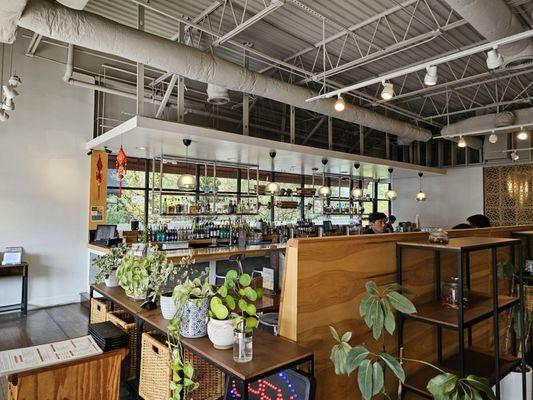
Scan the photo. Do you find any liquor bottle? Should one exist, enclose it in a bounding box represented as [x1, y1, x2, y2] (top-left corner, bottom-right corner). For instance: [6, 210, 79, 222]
[162, 198, 168, 214]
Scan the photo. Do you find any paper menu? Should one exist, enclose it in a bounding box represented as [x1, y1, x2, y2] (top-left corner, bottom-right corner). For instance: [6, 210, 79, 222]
[0, 335, 103, 376]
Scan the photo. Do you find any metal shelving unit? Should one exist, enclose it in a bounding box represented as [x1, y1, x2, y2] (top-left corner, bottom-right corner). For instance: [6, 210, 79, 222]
[396, 237, 527, 399]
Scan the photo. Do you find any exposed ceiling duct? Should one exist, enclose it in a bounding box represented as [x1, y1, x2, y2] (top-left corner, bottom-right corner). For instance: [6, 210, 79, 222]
[0, 0, 27, 43]
[444, 0, 533, 66]
[55, 0, 89, 10]
[206, 83, 230, 105]
[13, 0, 432, 142]
[441, 107, 533, 140]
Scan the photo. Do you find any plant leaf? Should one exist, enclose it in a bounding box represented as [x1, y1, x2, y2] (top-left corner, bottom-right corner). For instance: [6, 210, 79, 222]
[238, 299, 248, 312]
[387, 291, 417, 314]
[357, 359, 374, 400]
[373, 302, 384, 340]
[364, 298, 378, 328]
[244, 286, 258, 301]
[385, 283, 417, 296]
[372, 362, 384, 395]
[218, 285, 228, 298]
[239, 273, 252, 287]
[224, 295, 236, 310]
[464, 375, 495, 400]
[345, 345, 369, 375]
[382, 299, 396, 335]
[359, 293, 372, 317]
[365, 281, 379, 295]
[330, 343, 350, 375]
[379, 353, 405, 382]
[329, 326, 341, 343]
[341, 331, 352, 343]
[426, 373, 457, 396]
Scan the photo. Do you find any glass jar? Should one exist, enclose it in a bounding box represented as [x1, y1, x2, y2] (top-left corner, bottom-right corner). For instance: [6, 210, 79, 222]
[233, 329, 253, 363]
[442, 277, 469, 309]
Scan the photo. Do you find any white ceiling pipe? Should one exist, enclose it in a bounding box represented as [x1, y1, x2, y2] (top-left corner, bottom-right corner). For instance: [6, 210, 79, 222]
[55, 0, 88, 10]
[0, 0, 27, 43]
[441, 107, 533, 138]
[443, 0, 533, 66]
[15, 0, 432, 142]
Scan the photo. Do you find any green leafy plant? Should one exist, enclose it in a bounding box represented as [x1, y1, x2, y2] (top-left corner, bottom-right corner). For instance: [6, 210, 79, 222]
[209, 270, 264, 331]
[330, 281, 495, 400]
[92, 243, 127, 283]
[116, 245, 167, 299]
[166, 261, 212, 400]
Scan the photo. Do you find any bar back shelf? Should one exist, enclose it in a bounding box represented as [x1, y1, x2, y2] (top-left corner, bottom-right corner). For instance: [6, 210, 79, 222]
[396, 236, 527, 399]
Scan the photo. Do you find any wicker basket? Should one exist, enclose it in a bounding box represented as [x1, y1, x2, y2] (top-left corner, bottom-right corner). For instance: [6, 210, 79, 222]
[90, 298, 109, 324]
[139, 332, 225, 400]
[107, 310, 138, 381]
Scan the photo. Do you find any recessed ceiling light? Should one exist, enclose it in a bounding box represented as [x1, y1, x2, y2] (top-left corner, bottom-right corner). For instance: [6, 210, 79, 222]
[136, 146, 146, 150]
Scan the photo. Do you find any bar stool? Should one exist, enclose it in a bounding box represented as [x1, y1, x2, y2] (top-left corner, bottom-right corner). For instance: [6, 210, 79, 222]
[215, 254, 245, 285]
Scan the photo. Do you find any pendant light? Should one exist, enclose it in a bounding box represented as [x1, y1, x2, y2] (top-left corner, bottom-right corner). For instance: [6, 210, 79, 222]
[265, 151, 281, 195]
[488, 131, 498, 144]
[386, 168, 397, 201]
[486, 47, 504, 70]
[416, 172, 427, 202]
[351, 163, 363, 199]
[517, 127, 528, 141]
[424, 66, 438, 86]
[457, 136, 467, 148]
[381, 81, 394, 100]
[318, 158, 332, 198]
[177, 139, 196, 191]
[334, 94, 345, 112]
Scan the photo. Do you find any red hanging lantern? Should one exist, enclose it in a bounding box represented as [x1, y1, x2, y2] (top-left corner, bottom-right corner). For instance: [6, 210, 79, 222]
[116, 145, 127, 198]
[95, 154, 103, 200]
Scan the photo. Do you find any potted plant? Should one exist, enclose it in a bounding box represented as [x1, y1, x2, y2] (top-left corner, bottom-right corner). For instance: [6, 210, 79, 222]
[170, 277, 213, 338]
[207, 270, 263, 359]
[92, 244, 126, 287]
[330, 281, 495, 400]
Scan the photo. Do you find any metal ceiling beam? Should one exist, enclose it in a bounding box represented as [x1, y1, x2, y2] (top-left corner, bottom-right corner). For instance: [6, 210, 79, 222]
[424, 95, 533, 119]
[212, 0, 285, 47]
[302, 116, 326, 145]
[25, 32, 42, 56]
[384, 66, 533, 103]
[259, 0, 419, 74]
[302, 19, 467, 83]
[155, 74, 178, 118]
[306, 28, 533, 102]
[179, 0, 223, 38]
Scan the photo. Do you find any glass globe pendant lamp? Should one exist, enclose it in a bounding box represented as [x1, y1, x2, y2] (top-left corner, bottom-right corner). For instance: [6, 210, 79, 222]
[265, 151, 281, 196]
[318, 158, 331, 198]
[178, 139, 196, 191]
[416, 172, 427, 202]
[385, 168, 398, 201]
[351, 163, 363, 199]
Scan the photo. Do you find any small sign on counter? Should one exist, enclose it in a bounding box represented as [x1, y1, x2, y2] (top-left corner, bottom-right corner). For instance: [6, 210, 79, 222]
[2, 246, 23, 266]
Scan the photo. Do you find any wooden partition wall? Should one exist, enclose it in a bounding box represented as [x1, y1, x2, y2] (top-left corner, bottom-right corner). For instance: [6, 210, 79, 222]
[278, 225, 533, 400]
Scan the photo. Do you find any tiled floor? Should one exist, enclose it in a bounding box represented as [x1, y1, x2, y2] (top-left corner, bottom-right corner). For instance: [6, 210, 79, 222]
[0, 303, 135, 400]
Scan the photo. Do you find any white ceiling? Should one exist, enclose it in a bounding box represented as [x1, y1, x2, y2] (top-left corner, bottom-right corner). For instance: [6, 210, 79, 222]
[86, 116, 446, 179]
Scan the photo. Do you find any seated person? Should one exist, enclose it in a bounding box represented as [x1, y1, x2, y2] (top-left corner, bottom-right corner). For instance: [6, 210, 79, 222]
[363, 212, 388, 234]
[466, 214, 491, 228]
[387, 215, 397, 232]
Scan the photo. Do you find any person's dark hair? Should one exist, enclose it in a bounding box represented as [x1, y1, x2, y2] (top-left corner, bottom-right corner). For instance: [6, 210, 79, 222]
[369, 212, 387, 223]
[453, 223, 473, 229]
[466, 214, 491, 228]
[388, 215, 397, 223]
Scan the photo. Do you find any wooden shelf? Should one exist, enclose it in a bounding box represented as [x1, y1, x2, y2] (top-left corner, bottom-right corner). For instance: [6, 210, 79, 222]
[160, 213, 258, 217]
[403, 292, 519, 329]
[397, 237, 520, 253]
[404, 347, 520, 398]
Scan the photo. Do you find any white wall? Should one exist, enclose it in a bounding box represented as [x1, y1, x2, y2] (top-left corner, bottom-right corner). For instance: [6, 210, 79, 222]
[0, 38, 93, 308]
[393, 167, 484, 229]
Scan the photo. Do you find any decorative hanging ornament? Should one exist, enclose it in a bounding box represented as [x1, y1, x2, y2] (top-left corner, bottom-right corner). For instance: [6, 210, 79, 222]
[116, 146, 127, 198]
[95, 154, 103, 200]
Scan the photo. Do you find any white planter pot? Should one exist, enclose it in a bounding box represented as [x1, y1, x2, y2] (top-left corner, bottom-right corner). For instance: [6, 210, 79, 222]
[104, 271, 119, 287]
[207, 318, 235, 350]
[160, 294, 177, 320]
[494, 365, 532, 400]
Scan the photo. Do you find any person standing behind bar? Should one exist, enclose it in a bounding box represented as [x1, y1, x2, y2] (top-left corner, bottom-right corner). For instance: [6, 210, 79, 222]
[363, 212, 389, 234]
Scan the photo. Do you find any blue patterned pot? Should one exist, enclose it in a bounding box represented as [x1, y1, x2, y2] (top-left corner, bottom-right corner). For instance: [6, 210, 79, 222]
[179, 298, 209, 338]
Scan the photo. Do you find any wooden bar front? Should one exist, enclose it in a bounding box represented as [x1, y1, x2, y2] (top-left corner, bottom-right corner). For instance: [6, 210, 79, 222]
[278, 226, 533, 400]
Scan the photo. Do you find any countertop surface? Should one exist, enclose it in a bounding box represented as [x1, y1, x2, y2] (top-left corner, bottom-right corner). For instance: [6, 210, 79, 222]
[87, 242, 286, 261]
